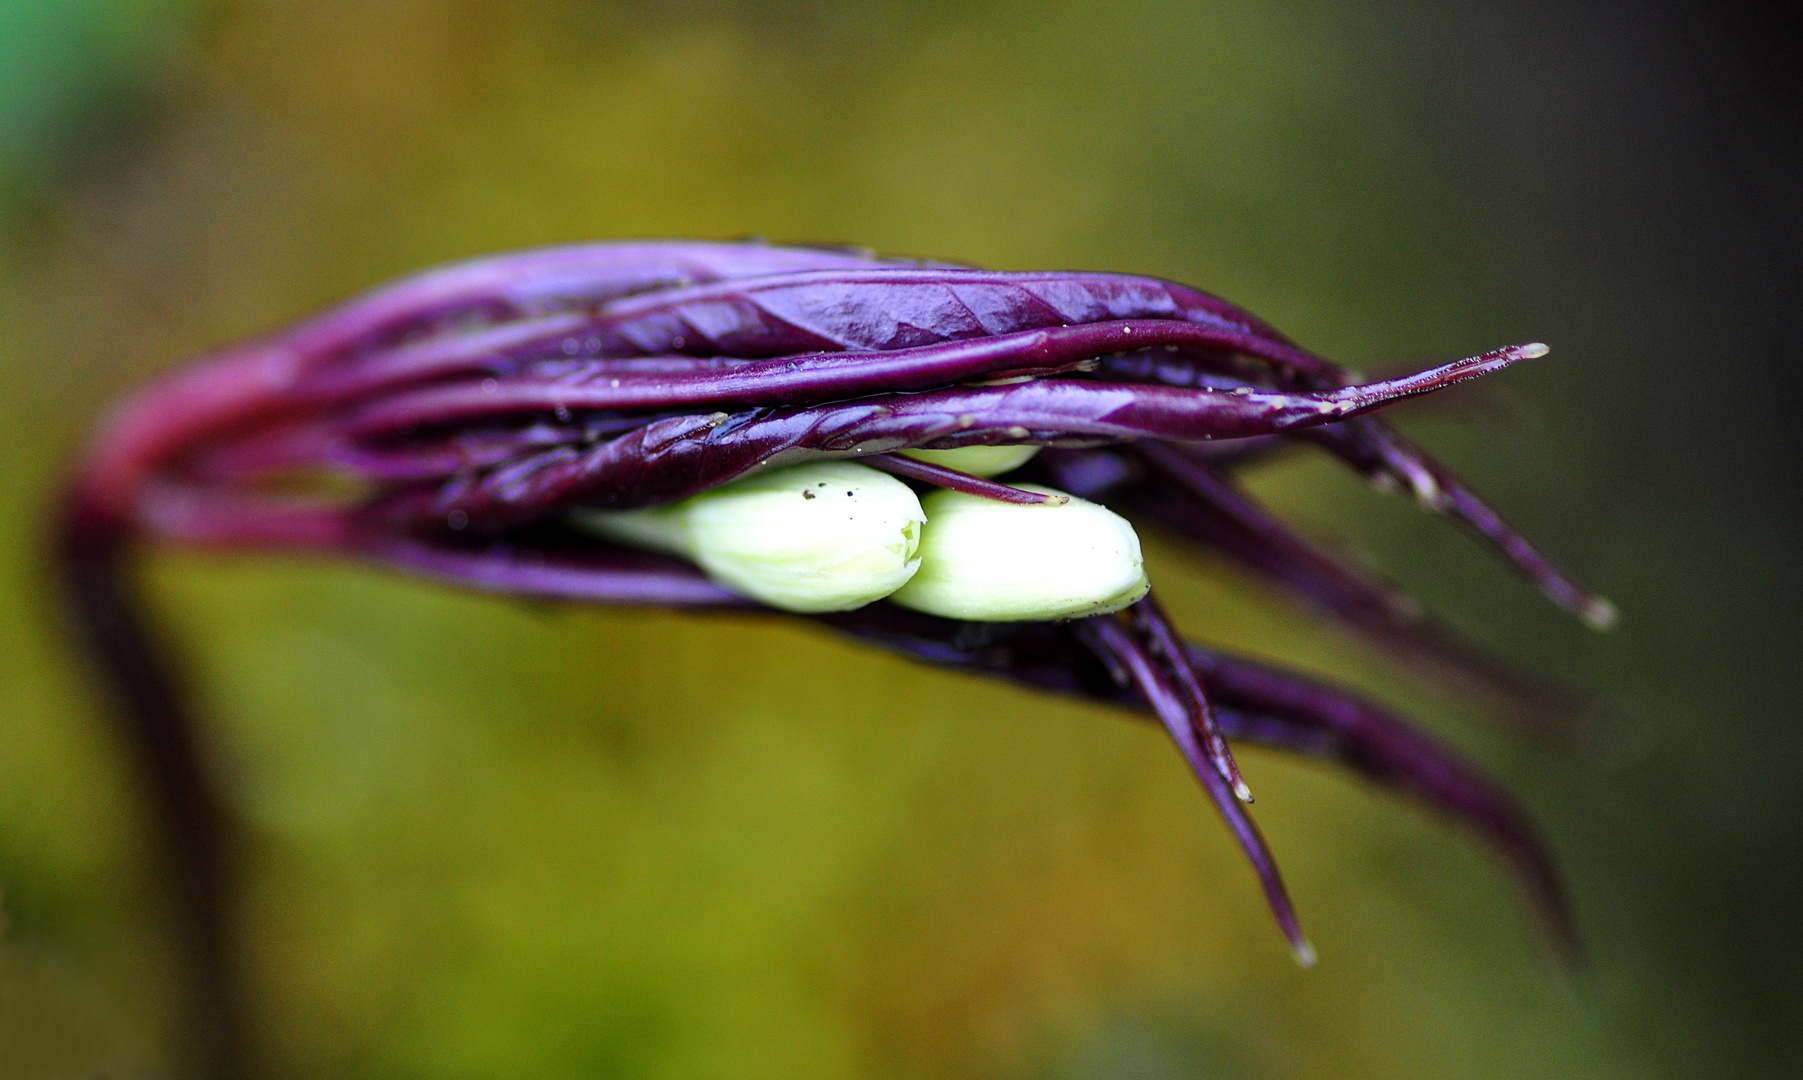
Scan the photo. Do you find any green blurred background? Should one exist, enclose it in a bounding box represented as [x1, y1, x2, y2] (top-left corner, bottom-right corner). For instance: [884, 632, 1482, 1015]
[1, 1, 1797, 1076]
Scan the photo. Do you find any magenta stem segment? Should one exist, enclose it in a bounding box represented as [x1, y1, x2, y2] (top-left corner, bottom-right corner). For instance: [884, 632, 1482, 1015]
[863, 453, 1064, 504]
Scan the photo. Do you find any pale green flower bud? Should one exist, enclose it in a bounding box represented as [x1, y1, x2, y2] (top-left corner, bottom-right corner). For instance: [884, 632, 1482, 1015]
[889, 484, 1149, 621]
[570, 501, 693, 559]
[571, 461, 925, 613]
[898, 444, 1039, 477]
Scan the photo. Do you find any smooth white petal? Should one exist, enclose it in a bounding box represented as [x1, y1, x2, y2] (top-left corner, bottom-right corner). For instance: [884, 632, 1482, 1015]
[889, 485, 1148, 621]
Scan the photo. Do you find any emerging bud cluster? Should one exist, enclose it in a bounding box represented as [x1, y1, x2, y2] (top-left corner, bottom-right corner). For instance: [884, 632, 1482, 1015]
[571, 456, 1148, 621]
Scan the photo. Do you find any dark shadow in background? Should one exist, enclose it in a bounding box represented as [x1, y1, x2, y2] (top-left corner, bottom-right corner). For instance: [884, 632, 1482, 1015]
[1357, 2, 1801, 1074]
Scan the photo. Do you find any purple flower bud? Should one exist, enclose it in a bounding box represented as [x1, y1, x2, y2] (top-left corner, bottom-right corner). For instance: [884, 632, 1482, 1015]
[55, 243, 1607, 1060]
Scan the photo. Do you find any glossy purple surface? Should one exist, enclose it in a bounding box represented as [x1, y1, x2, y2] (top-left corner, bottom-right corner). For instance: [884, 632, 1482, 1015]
[62, 240, 1605, 974]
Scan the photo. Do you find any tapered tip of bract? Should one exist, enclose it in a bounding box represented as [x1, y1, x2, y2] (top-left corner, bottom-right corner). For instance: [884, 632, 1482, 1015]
[1291, 937, 1319, 968]
[1209, 747, 1254, 803]
[1454, 342, 1548, 381]
[1580, 596, 1620, 631]
[1333, 342, 1548, 417]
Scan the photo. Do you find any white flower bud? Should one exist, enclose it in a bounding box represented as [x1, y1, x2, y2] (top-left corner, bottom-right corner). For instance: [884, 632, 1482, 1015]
[571, 461, 925, 613]
[898, 444, 1039, 477]
[569, 502, 692, 559]
[888, 484, 1149, 621]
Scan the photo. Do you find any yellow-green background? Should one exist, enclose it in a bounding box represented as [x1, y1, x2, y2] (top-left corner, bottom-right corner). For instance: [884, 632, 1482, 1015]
[2, 1, 1796, 1077]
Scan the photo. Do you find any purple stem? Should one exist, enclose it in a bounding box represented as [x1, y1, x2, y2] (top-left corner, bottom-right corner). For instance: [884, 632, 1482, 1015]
[863, 453, 1064, 504]
[54, 500, 249, 1078]
[68, 244, 922, 525]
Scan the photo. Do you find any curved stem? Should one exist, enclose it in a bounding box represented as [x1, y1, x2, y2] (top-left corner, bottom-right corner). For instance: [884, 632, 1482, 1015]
[54, 496, 248, 1079]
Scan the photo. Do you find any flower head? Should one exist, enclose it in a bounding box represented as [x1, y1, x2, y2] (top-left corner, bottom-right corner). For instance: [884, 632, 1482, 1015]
[62, 241, 1609, 971]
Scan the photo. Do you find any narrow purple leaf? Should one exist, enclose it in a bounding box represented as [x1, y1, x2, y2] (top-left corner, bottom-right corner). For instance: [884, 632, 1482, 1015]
[509, 268, 1303, 357]
[1187, 644, 1584, 968]
[805, 605, 1581, 967]
[1078, 613, 1316, 965]
[283, 242, 928, 362]
[1130, 592, 1254, 802]
[1310, 418, 1618, 630]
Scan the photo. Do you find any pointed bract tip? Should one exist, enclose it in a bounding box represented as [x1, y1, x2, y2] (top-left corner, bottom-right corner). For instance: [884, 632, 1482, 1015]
[1518, 342, 1551, 360]
[1291, 938, 1319, 968]
[1233, 778, 1255, 804]
[1581, 596, 1620, 631]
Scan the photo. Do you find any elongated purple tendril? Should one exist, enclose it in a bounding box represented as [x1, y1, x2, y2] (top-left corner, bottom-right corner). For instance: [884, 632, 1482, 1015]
[1078, 613, 1315, 964]
[803, 602, 1580, 967]
[334, 530, 1576, 967]
[1031, 443, 1603, 739]
[1308, 419, 1618, 629]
